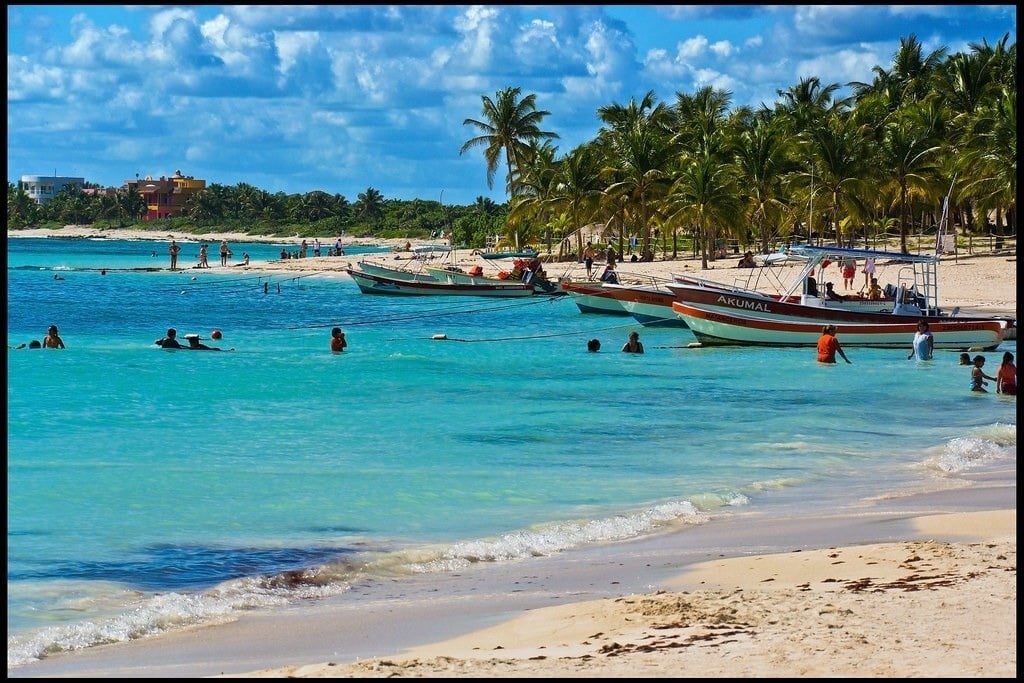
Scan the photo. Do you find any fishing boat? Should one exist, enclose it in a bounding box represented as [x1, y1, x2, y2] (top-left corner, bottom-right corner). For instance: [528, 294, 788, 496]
[345, 267, 535, 297]
[666, 245, 1015, 330]
[423, 262, 564, 296]
[411, 243, 451, 258]
[673, 300, 1009, 350]
[599, 282, 688, 328]
[479, 247, 539, 260]
[559, 281, 630, 315]
[354, 259, 438, 283]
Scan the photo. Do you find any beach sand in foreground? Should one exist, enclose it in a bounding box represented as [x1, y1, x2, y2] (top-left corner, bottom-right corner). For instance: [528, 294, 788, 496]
[11, 474, 1016, 678]
[240, 511, 1014, 678]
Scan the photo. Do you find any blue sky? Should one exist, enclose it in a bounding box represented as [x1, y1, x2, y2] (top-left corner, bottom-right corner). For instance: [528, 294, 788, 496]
[7, 5, 1016, 206]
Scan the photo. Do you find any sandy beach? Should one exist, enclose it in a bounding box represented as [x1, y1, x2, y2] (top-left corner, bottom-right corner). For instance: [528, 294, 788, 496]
[7, 227, 1017, 678]
[8, 226, 1018, 317]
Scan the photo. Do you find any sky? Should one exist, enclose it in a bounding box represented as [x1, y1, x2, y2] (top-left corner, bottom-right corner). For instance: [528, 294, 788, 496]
[6, 5, 1016, 206]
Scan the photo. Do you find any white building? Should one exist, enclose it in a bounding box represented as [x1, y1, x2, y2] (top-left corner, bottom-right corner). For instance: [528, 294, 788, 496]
[19, 175, 85, 205]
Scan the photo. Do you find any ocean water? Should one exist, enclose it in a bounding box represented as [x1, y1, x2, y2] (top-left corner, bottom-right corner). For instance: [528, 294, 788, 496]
[6, 236, 1016, 669]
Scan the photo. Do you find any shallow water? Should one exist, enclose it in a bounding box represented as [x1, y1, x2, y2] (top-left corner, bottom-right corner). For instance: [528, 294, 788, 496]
[6, 236, 1016, 668]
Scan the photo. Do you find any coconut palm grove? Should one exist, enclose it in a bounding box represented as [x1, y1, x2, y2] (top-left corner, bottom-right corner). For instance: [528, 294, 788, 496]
[7, 34, 1016, 263]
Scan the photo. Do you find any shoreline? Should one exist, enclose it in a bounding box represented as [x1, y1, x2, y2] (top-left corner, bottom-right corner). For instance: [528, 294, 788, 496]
[10, 469, 1016, 677]
[8, 226, 1018, 317]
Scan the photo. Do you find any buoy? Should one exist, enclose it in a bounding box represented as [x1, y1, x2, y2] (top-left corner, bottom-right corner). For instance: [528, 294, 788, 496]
[211, 329, 222, 340]
[432, 334, 447, 340]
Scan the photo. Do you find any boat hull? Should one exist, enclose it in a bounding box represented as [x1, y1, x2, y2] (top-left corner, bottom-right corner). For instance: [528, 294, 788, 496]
[423, 266, 563, 296]
[346, 269, 535, 297]
[560, 282, 630, 315]
[666, 282, 984, 324]
[600, 283, 687, 327]
[356, 260, 438, 282]
[673, 301, 1007, 350]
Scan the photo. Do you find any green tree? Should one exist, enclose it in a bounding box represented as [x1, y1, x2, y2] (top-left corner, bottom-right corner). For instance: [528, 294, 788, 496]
[460, 86, 559, 198]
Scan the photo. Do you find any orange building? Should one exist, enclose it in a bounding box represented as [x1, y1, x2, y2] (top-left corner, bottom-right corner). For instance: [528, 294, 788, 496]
[125, 170, 206, 220]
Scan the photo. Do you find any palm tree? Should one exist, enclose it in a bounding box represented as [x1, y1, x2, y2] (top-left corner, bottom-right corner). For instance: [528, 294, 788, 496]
[665, 152, 744, 269]
[460, 86, 559, 198]
[353, 187, 385, 226]
[731, 116, 796, 253]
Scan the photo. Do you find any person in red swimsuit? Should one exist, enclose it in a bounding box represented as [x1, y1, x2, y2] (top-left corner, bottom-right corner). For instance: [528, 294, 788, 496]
[816, 324, 851, 364]
[996, 351, 1016, 395]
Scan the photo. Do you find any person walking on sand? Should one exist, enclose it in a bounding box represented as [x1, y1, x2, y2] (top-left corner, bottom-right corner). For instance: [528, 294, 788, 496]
[970, 355, 997, 392]
[330, 327, 348, 353]
[907, 320, 934, 360]
[996, 351, 1016, 395]
[168, 240, 181, 270]
[621, 330, 644, 354]
[816, 324, 851, 364]
[219, 240, 230, 267]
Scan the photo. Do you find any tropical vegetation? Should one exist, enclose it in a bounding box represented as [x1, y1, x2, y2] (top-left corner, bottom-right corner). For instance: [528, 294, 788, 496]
[8, 34, 1015, 262]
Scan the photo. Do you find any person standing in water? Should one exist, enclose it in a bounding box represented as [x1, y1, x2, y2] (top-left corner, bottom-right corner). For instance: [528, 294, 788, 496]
[907, 320, 934, 360]
[42, 325, 65, 349]
[816, 324, 851, 364]
[168, 240, 181, 270]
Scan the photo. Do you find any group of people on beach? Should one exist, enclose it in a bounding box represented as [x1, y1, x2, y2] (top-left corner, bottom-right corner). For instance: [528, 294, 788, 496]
[167, 239, 241, 270]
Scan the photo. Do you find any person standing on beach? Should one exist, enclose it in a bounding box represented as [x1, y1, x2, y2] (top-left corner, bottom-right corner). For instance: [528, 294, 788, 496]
[330, 327, 347, 353]
[995, 351, 1016, 395]
[970, 355, 997, 392]
[198, 243, 210, 268]
[841, 255, 856, 290]
[583, 243, 596, 279]
[168, 240, 181, 270]
[907, 320, 934, 360]
[219, 240, 230, 267]
[816, 325, 851, 364]
[42, 325, 65, 349]
[862, 257, 876, 289]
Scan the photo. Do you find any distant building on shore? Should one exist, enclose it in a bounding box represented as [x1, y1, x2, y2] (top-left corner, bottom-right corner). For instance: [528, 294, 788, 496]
[125, 169, 206, 221]
[19, 175, 85, 205]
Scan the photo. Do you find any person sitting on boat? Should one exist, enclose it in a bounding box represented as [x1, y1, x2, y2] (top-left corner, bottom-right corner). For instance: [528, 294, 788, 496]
[805, 273, 819, 297]
[824, 282, 846, 301]
[866, 277, 883, 300]
[599, 263, 619, 284]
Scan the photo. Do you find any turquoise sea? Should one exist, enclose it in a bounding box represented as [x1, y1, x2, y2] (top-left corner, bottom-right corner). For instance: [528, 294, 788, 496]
[6, 236, 1016, 669]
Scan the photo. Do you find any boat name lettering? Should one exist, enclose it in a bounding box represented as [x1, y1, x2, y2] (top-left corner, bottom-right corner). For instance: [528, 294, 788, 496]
[715, 295, 771, 312]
